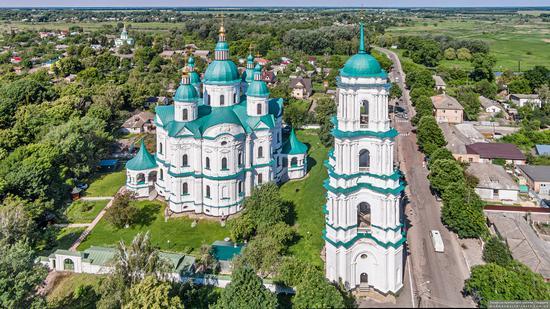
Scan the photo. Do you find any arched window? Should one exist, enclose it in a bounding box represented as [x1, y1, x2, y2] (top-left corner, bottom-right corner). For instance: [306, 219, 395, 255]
[159, 142, 163, 155]
[258, 173, 263, 185]
[359, 149, 370, 170]
[234, 93, 237, 104]
[222, 186, 228, 199]
[238, 152, 243, 166]
[206, 185, 211, 198]
[182, 109, 188, 121]
[221, 158, 228, 170]
[257, 103, 262, 115]
[205, 157, 210, 170]
[182, 182, 188, 195]
[258, 146, 264, 158]
[206, 94, 211, 105]
[137, 173, 145, 184]
[360, 100, 369, 125]
[357, 202, 371, 228]
[220, 95, 225, 106]
[63, 258, 75, 271]
[182, 154, 188, 166]
[238, 181, 243, 194]
[291, 157, 298, 167]
[160, 169, 164, 180]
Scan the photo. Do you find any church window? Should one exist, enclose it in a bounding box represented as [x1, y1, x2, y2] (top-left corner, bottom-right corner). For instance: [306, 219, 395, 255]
[257, 103, 262, 115]
[182, 154, 188, 167]
[182, 109, 188, 121]
[206, 185, 211, 198]
[238, 181, 243, 195]
[221, 141, 227, 146]
[206, 94, 210, 105]
[136, 173, 145, 184]
[360, 100, 369, 125]
[359, 149, 370, 170]
[159, 169, 164, 180]
[357, 202, 371, 228]
[222, 186, 229, 199]
[234, 93, 237, 104]
[205, 157, 210, 170]
[220, 95, 225, 106]
[291, 157, 298, 167]
[159, 142, 163, 155]
[258, 146, 264, 158]
[221, 158, 228, 170]
[182, 182, 188, 195]
[258, 173, 263, 185]
[238, 152, 243, 166]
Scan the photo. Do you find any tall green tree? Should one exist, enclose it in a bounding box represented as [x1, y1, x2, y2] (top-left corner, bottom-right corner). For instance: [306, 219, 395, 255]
[416, 116, 446, 156]
[214, 265, 277, 309]
[126, 276, 184, 309]
[428, 159, 465, 193]
[470, 54, 496, 82]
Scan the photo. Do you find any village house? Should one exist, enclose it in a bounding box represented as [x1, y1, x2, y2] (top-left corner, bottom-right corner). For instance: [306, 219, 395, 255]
[432, 75, 446, 92]
[509, 94, 542, 108]
[466, 163, 519, 203]
[289, 76, 312, 99]
[479, 95, 504, 114]
[121, 111, 156, 134]
[465, 142, 526, 165]
[518, 165, 550, 195]
[261, 70, 277, 86]
[432, 94, 464, 124]
[192, 50, 210, 60]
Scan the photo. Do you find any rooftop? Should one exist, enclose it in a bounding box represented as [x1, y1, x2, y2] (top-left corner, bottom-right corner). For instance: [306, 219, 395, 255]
[122, 111, 155, 129]
[431, 94, 464, 110]
[535, 144, 550, 156]
[432, 75, 446, 86]
[479, 95, 502, 110]
[518, 165, 550, 182]
[126, 139, 158, 171]
[510, 94, 539, 100]
[466, 163, 519, 190]
[466, 142, 526, 161]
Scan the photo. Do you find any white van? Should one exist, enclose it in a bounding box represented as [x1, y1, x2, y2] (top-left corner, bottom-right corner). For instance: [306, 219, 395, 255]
[430, 230, 445, 253]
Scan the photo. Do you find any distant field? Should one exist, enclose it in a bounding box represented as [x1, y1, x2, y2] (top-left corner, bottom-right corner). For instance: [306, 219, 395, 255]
[387, 18, 550, 71]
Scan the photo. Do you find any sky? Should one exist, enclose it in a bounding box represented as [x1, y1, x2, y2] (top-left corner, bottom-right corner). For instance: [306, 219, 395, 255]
[0, 0, 548, 8]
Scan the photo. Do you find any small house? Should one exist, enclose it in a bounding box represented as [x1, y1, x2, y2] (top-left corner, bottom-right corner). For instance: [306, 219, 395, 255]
[535, 145, 550, 156]
[465, 142, 526, 165]
[518, 165, 550, 195]
[431, 94, 463, 124]
[466, 163, 519, 202]
[289, 77, 312, 99]
[509, 94, 542, 108]
[432, 75, 446, 92]
[479, 96, 503, 114]
[121, 111, 156, 134]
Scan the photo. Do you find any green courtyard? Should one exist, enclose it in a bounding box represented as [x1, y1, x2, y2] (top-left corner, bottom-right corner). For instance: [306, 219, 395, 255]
[84, 170, 127, 197]
[73, 130, 329, 263]
[65, 200, 109, 223]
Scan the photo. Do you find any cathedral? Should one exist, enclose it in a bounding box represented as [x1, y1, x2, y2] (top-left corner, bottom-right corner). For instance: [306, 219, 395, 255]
[125, 23, 308, 217]
[323, 23, 406, 294]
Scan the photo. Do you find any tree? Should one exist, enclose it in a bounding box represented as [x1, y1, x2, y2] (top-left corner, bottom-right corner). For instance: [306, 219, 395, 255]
[508, 76, 532, 94]
[416, 116, 446, 156]
[104, 191, 139, 229]
[483, 237, 513, 267]
[283, 100, 310, 129]
[428, 159, 465, 193]
[389, 82, 403, 100]
[441, 183, 488, 238]
[456, 48, 472, 61]
[464, 263, 550, 308]
[475, 79, 498, 99]
[410, 39, 441, 67]
[0, 242, 47, 308]
[457, 89, 481, 120]
[196, 244, 217, 274]
[470, 54, 496, 82]
[412, 96, 432, 125]
[126, 276, 184, 309]
[55, 56, 83, 77]
[0, 197, 33, 245]
[214, 265, 277, 309]
[428, 147, 454, 168]
[524, 65, 550, 90]
[315, 97, 336, 147]
[536, 84, 550, 105]
[292, 273, 346, 309]
[444, 48, 456, 60]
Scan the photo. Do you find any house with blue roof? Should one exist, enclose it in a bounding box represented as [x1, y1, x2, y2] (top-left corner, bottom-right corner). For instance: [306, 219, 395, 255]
[125, 22, 307, 217]
[535, 144, 550, 156]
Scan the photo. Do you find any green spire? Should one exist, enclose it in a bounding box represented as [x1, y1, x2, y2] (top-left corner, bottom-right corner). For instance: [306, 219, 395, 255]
[282, 129, 308, 155]
[359, 22, 365, 54]
[126, 139, 157, 171]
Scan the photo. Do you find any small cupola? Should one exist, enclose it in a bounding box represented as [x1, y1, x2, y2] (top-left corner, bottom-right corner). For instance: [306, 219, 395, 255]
[174, 68, 199, 122]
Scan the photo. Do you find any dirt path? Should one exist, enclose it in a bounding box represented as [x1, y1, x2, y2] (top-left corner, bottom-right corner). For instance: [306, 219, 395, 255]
[69, 186, 125, 251]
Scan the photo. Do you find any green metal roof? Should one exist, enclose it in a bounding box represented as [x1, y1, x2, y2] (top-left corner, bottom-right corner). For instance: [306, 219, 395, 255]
[203, 60, 240, 84]
[215, 41, 229, 51]
[83, 246, 116, 266]
[339, 22, 387, 78]
[155, 98, 283, 139]
[282, 129, 308, 155]
[126, 139, 158, 171]
[212, 240, 244, 261]
[246, 80, 270, 97]
[174, 83, 198, 102]
[189, 71, 201, 85]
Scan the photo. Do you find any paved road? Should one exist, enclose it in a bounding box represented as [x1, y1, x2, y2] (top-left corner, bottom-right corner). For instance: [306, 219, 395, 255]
[376, 47, 474, 308]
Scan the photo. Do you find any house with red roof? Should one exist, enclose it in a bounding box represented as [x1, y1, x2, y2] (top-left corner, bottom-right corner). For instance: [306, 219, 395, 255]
[465, 142, 526, 166]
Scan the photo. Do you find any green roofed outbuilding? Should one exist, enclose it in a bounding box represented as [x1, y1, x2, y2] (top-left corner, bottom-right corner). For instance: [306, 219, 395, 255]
[281, 129, 308, 180]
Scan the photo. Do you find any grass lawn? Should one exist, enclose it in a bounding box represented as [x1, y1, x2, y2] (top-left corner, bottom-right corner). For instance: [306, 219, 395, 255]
[47, 273, 104, 304]
[85, 170, 126, 197]
[78, 200, 230, 256]
[39, 227, 86, 256]
[65, 200, 108, 223]
[280, 129, 328, 267]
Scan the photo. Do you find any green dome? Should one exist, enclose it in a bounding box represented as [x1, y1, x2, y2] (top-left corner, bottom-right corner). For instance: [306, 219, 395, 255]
[247, 54, 254, 62]
[189, 71, 201, 85]
[126, 140, 157, 171]
[246, 80, 270, 97]
[340, 53, 386, 78]
[203, 60, 240, 84]
[241, 69, 254, 83]
[188, 56, 195, 66]
[174, 83, 198, 102]
[283, 129, 308, 155]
